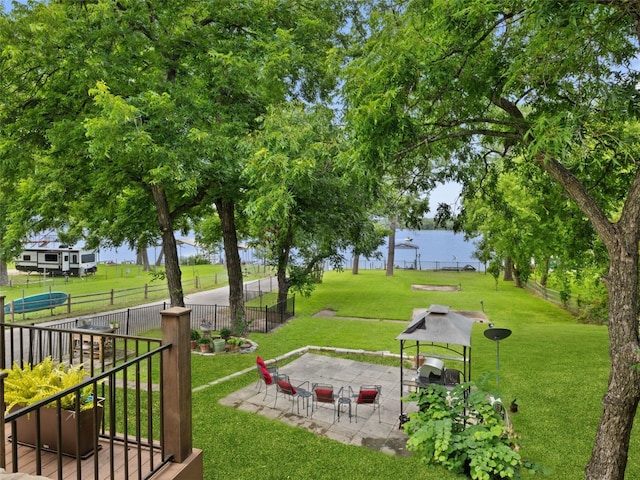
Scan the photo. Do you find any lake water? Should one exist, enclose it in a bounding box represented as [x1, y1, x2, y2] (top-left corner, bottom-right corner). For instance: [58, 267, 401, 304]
[360, 229, 483, 271]
[98, 229, 482, 270]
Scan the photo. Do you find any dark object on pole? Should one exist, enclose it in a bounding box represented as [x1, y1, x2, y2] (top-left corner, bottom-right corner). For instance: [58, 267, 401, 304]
[483, 327, 512, 386]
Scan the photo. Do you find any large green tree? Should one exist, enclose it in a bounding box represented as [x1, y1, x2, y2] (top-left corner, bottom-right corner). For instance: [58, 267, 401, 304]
[244, 102, 383, 304]
[345, 1, 640, 478]
[0, 1, 348, 309]
[0, 3, 73, 285]
[461, 157, 596, 287]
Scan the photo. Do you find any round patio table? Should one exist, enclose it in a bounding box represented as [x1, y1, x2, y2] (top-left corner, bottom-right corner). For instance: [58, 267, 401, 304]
[337, 394, 352, 422]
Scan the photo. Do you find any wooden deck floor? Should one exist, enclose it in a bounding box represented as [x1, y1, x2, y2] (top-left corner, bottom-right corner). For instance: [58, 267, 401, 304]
[3, 432, 165, 480]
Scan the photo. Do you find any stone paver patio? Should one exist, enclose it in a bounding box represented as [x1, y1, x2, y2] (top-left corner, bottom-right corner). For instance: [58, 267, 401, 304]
[219, 352, 418, 456]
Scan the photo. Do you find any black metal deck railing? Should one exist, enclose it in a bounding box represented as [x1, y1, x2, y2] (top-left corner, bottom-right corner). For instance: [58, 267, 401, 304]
[0, 322, 169, 480]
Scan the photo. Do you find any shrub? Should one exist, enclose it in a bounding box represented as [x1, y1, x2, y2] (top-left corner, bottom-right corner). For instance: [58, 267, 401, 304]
[219, 327, 232, 340]
[226, 337, 245, 347]
[403, 382, 544, 479]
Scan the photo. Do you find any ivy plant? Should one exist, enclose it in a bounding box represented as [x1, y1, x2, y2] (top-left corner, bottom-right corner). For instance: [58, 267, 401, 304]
[403, 382, 544, 479]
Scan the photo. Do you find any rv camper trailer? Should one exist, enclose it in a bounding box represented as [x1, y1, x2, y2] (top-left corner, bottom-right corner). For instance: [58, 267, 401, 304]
[15, 247, 98, 276]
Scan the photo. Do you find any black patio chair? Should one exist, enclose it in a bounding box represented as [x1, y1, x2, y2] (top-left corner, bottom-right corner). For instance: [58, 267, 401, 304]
[311, 383, 341, 423]
[351, 385, 382, 423]
[274, 374, 313, 416]
[255, 356, 279, 399]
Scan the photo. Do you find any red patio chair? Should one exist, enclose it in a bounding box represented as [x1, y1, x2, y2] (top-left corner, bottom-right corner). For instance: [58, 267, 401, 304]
[256, 355, 278, 376]
[311, 383, 341, 423]
[255, 356, 279, 399]
[351, 385, 382, 423]
[274, 374, 313, 416]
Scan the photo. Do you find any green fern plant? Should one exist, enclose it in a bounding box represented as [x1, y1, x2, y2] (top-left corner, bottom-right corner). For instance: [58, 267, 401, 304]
[3, 357, 96, 413]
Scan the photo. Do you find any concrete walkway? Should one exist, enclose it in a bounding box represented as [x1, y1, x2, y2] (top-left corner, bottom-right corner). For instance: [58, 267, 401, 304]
[183, 277, 277, 305]
[219, 352, 416, 456]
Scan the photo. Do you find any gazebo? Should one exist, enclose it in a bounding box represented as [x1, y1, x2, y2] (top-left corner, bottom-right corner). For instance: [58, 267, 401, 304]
[394, 240, 419, 269]
[396, 304, 475, 423]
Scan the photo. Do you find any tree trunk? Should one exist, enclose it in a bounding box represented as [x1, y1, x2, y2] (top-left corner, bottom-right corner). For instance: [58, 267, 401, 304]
[352, 253, 360, 274]
[275, 223, 293, 307]
[151, 184, 184, 307]
[155, 246, 164, 267]
[585, 234, 640, 480]
[136, 246, 150, 271]
[276, 264, 289, 308]
[386, 216, 397, 276]
[514, 267, 523, 288]
[503, 257, 514, 281]
[538, 155, 640, 480]
[215, 197, 245, 335]
[0, 259, 8, 287]
[539, 257, 550, 287]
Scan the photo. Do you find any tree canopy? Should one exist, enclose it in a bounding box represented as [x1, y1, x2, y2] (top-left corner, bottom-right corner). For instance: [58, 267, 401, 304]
[344, 1, 640, 478]
[4, 1, 640, 477]
[0, 0, 349, 306]
[243, 102, 383, 302]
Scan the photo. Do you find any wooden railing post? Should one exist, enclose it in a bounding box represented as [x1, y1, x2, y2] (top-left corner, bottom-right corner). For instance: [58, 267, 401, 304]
[161, 306, 193, 463]
[0, 295, 5, 467]
[0, 295, 4, 366]
[0, 371, 6, 468]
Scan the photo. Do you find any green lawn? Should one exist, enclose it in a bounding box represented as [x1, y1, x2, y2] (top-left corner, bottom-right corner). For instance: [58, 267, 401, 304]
[188, 269, 640, 480]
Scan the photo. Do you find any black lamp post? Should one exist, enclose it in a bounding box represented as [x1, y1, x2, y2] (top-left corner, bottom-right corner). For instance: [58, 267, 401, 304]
[483, 326, 512, 386]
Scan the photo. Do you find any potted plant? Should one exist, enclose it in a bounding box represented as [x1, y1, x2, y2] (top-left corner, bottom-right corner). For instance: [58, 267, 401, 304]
[199, 337, 212, 353]
[3, 357, 103, 457]
[226, 337, 245, 351]
[190, 329, 202, 350]
[219, 327, 232, 341]
[109, 320, 120, 330]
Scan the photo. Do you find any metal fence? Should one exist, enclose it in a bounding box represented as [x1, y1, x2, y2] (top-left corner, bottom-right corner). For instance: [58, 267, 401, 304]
[337, 259, 486, 272]
[52, 296, 295, 337]
[2, 273, 229, 321]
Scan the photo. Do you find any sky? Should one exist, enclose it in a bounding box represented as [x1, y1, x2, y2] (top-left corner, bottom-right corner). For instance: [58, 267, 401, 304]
[428, 182, 461, 214]
[1, 0, 15, 11]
